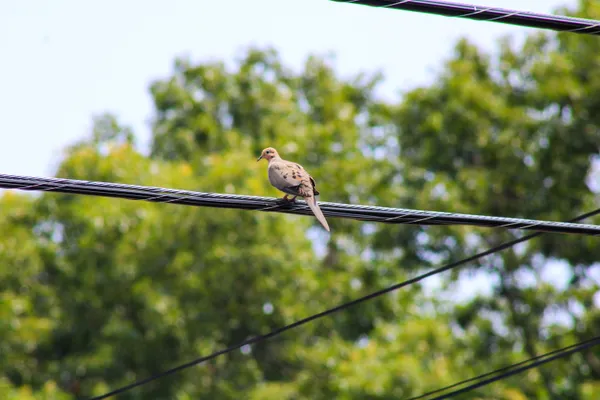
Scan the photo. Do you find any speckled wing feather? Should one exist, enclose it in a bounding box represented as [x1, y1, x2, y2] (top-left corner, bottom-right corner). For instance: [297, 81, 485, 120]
[268, 159, 329, 231]
[268, 160, 318, 197]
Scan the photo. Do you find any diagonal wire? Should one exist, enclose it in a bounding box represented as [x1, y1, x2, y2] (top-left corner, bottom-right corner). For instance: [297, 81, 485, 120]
[2, 173, 600, 236]
[407, 335, 600, 400]
[359, 0, 600, 33]
[87, 207, 600, 400]
[426, 335, 600, 399]
[331, 0, 600, 35]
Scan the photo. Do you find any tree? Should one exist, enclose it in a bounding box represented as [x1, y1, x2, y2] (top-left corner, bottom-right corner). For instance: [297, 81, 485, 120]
[1, 49, 432, 399]
[2, 1, 600, 398]
[0, 193, 70, 399]
[382, 1, 600, 398]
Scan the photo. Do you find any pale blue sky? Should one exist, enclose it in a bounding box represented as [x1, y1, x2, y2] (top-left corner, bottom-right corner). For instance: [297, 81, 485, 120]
[0, 0, 572, 177]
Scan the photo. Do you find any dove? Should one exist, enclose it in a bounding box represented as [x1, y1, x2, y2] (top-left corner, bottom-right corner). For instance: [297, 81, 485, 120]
[257, 147, 330, 232]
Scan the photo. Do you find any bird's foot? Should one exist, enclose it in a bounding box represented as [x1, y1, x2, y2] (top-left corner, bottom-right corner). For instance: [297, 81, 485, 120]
[278, 195, 297, 204]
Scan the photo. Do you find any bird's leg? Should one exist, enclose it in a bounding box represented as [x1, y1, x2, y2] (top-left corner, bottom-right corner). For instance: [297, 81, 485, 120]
[277, 194, 292, 204]
[278, 194, 297, 204]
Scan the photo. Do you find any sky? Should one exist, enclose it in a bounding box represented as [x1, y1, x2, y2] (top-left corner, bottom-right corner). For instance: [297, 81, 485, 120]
[0, 0, 575, 178]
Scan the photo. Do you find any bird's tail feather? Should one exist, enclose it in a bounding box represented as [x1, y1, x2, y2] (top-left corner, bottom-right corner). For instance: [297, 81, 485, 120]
[306, 196, 330, 232]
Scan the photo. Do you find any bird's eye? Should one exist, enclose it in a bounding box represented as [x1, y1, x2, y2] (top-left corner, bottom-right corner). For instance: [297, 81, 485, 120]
[266, 151, 270, 154]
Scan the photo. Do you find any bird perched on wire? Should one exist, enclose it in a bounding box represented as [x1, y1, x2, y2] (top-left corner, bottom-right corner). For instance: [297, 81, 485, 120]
[257, 147, 330, 232]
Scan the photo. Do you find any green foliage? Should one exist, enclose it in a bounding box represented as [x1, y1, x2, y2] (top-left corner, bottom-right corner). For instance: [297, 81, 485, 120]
[382, 1, 600, 398]
[2, 1, 600, 398]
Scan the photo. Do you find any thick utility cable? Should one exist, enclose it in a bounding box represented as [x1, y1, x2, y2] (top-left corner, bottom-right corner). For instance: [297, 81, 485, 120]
[332, 0, 600, 36]
[88, 207, 600, 400]
[2, 174, 600, 236]
[427, 335, 600, 399]
[407, 335, 600, 400]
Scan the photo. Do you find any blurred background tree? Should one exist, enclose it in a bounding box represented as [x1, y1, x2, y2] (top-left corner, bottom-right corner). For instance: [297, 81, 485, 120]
[1, 1, 599, 398]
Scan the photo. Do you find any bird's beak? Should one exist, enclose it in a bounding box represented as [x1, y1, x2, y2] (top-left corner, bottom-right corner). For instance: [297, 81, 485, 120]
[257, 155, 263, 161]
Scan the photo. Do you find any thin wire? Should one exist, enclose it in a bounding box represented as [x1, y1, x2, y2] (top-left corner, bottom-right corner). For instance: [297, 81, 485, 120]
[427, 335, 600, 399]
[407, 335, 600, 400]
[87, 207, 600, 400]
[332, 0, 600, 36]
[2, 173, 600, 236]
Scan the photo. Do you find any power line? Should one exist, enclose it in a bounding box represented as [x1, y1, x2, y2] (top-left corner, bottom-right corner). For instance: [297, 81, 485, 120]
[1, 173, 600, 236]
[407, 335, 600, 400]
[426, 335, 600, 399]
[332, 0, 600, 36]
[87, 207, 600, 400]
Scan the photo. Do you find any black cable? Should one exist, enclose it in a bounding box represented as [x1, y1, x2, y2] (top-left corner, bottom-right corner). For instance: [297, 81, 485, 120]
[426, 335, 600, 399]
[88, 208, 600, 400]
[407, 335, 600, 400]
[332, 0, 600, 36]
[2, 173, 600, 236]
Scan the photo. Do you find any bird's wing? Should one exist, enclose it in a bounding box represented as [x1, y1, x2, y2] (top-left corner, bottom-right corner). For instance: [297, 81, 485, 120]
[268, 160, 314, 197]
[309, 176, 320, 196]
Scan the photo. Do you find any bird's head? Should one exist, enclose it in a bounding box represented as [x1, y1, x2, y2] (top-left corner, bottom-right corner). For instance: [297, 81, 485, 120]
[257, 147, 280, 162]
